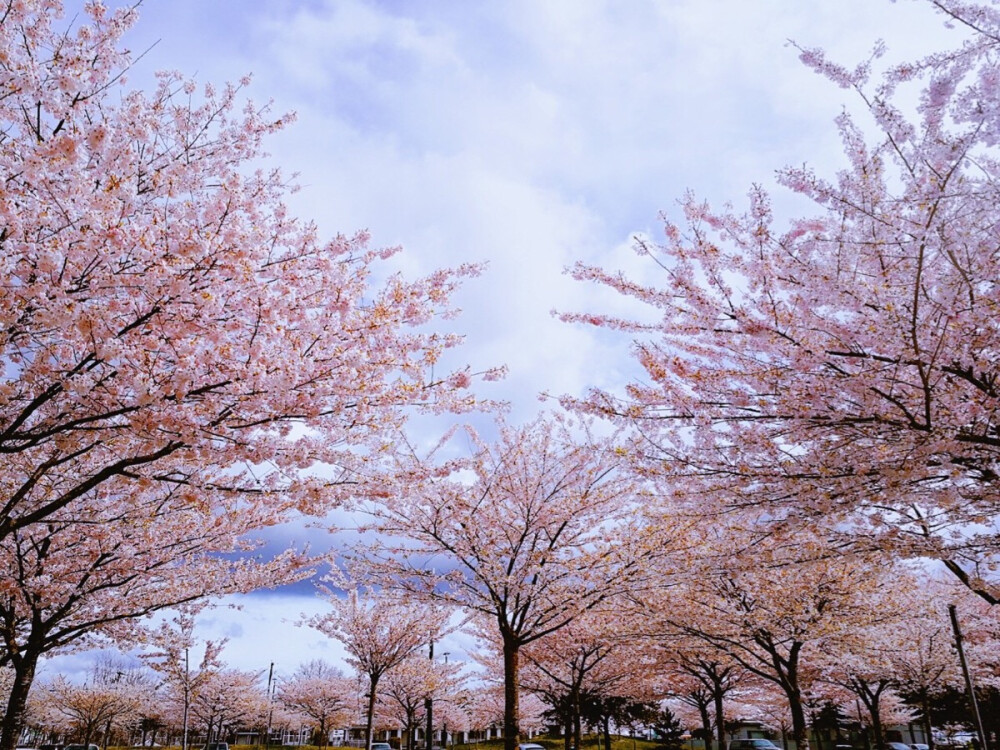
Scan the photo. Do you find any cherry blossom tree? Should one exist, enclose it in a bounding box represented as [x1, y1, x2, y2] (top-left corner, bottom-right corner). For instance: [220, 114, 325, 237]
[563, 0, 1000, 605]
[378, 657, 433, 750]
[666, 683, 712, 748]
[307, 589, 449, 750]
[142, 612, 228, 750]
[34, 661, 150, 748]
[0, 0, 492, 543]
[519, 611, 644, 750]
[643, 525, 898, 750]
[379, 653, 465, 750]
[0, 1, 495, 747]
[189, 668, 266, 746]
[658, 644, 744, 750]
[0, 494, 305, 750]
[277, 660, 355, 749]
[351, 414, 666, 750]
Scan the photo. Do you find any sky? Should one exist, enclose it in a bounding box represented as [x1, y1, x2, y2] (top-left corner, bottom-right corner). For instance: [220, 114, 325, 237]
[45, 0, 961, 684]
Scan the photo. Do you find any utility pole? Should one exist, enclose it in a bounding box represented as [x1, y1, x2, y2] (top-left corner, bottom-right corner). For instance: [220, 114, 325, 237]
[265, 662, 275, 750]
[949, 605, 988, 750]
[182, 647, 190, 750]
[442, 654, 450, 750]
[426, 641, 434, 750]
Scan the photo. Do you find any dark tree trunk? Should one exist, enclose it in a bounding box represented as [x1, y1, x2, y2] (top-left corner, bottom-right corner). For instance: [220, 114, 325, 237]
[919, 693, 934, 750]
[574, 692, 582, 750]
[570, 685, 583, 750]
[1, 652, 40, 750]
[366, 675, 380, 750]
[405, 708, 415, 750]
[695, 703, 711, 750]
[714, 688, 725, 750]
[787, 691, 808, 750]
[502, 635, 521, 750]
[856, 687, 885, 750]
[426, 695, 433, 750]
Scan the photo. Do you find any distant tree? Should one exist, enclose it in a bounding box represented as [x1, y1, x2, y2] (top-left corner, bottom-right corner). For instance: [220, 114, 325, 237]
[656, 643, 743, 750]
[36, 664, 148, 749]
[644, 525, 895, 750]
[142, 612, 227, 750]
[579, 695, 653, 750]
[353, 415, 666, 750]
[307, 590, 449, 750]
[189, 669, 265, 745]
[666, 684, 711, 750]
[379, 658, 431, 750]
[277, 661, 354, 749]
[649, 706, 685, 750]
[519, 611, 642, 750]
[380, 653, 464, 750]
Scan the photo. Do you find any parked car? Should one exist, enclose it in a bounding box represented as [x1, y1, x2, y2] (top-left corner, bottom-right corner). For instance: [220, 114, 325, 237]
[64, 744, 99, 750]
[519, 744, 547, 750]
[729, 741, 782, 750]
[203, 743, 229, 750]
[886, 743, 911, 750]
[371, 744, 392, 750]
[912, 744, 930, 750]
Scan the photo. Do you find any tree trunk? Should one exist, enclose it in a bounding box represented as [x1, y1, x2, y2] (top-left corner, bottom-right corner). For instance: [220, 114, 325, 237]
[785, 689, 808, 750]
[574, 696, 582, 750]
[854, 680, 886, 750]
[426, 694, 433, 750]
[603, 715, 612, 750]
[696, 704, 711, 750]
[714, 688, 725, 750]
[866, 701, 885, 750]
[366, 675, 380, 750]
[405, 709, 415, 750]
[502, 635, 521, 750]
[1, 653, 40, 750]
[920, 694, 934, 750]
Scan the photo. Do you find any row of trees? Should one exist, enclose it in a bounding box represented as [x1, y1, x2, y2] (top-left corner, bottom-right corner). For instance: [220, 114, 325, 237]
[10, 561, 998, 750]
[13, 650, 514, 750]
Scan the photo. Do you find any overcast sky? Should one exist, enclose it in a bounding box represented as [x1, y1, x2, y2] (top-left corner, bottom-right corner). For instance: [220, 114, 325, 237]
[46, 0, 961, 682]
